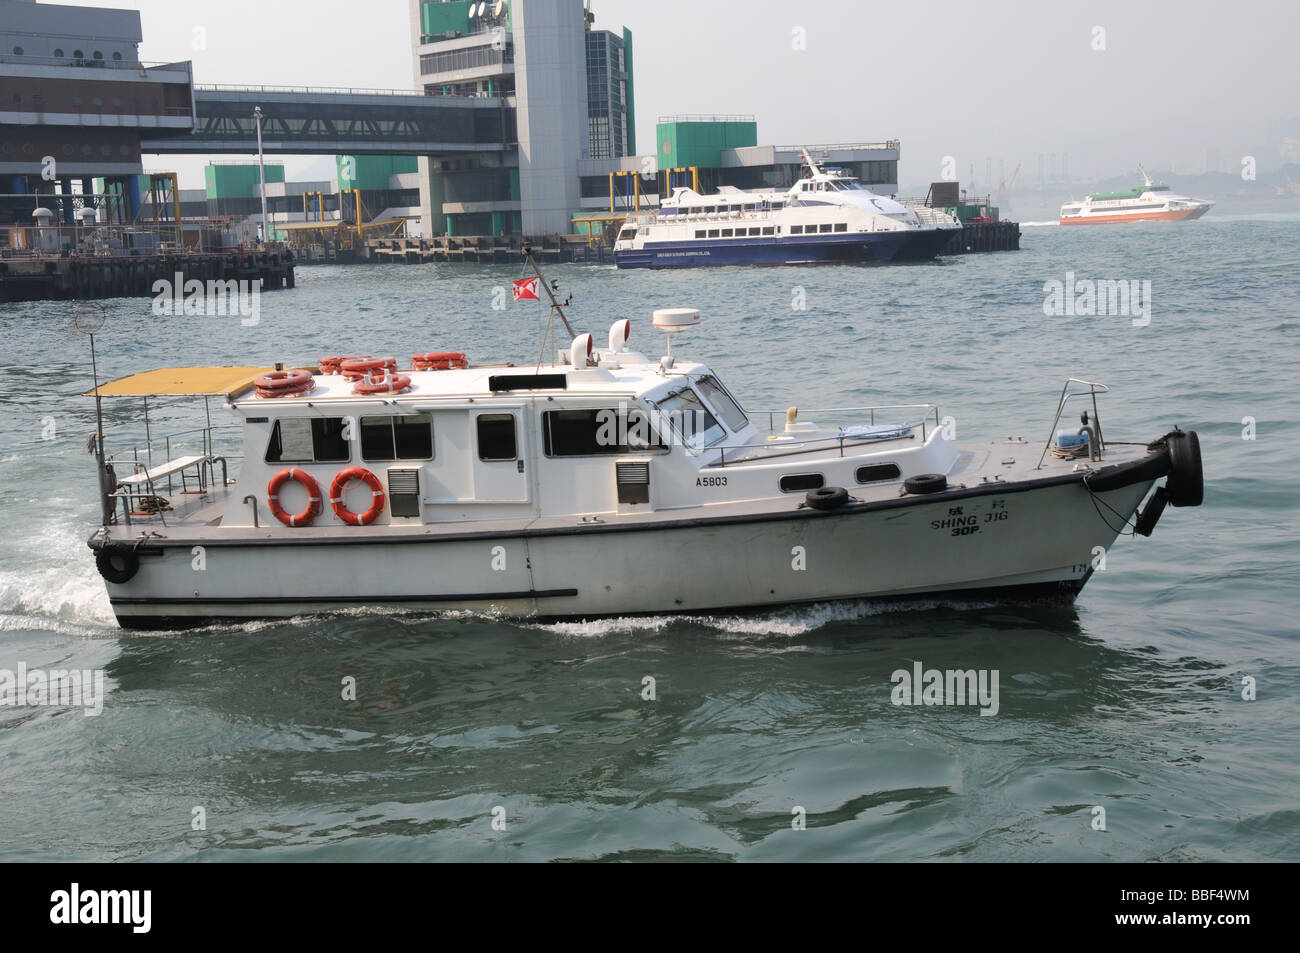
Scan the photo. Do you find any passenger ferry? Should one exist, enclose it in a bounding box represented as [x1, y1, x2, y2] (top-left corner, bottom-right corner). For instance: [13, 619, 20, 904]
[1060, 167, 1214, 225]
[85, 256, 1203, 628]
[614, 150, 960, 268]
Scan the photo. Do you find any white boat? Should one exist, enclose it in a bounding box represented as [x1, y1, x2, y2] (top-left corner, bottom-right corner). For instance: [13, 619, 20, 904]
[85, 258, 1203, 629]
[614, 150, 960, 268]
[1060, 167, 1214, 225]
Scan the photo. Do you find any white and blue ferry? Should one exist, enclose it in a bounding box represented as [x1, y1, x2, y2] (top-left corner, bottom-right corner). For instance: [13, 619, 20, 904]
[614, 150, 960, 268]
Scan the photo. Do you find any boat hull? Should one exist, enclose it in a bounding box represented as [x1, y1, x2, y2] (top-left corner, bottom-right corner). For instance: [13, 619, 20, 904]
[614, 228, 955, 268]
[97, 476, 1156, 629]
[1059, 206, 1211, 225]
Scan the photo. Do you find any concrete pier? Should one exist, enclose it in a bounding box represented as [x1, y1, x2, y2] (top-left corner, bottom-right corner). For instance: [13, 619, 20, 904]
[361, 235, 611, 265]
[0, 249, 296, 303]
[939, 220, 1021, 255]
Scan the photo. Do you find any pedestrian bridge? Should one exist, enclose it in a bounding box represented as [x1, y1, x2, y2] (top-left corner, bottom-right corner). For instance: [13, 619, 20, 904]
[141, 85, 514, 155]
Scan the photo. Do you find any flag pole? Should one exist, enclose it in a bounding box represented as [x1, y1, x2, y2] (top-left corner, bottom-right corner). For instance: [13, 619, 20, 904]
[523, 242, 576, 341]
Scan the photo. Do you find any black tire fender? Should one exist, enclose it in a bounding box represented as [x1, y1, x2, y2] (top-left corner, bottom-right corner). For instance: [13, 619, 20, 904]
[1165, 430, 1203, 507]
[95, 548, 140, 585]
[904, 473, 948, 495]
[806, 486, 850, 510]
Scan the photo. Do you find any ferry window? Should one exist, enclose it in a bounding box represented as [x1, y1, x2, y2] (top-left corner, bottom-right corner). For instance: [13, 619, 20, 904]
[744, 204, 757, 211]
[834, 223, 848, 232]
[762, 227, 775, 235]
[695, 230, 706, 238]
[749, 227, 761, 236]
[266, 417, 350, 464]
[477, 414, 517, 461]
[543, 409, 664, 456]
[772, 202, 784, 210]
[819, 223, 833, 233]
[856, 464, 901, 484]
[653, 387, 726, 451]
[721, 228, 733, 237]
[703, 206, 716, 214]
[708, 229, 719, 238]
[790, 225, 803, 234]
[360, 415, 433, 462]
[779, 473, 824, 493]
[696, 376, 749, 432]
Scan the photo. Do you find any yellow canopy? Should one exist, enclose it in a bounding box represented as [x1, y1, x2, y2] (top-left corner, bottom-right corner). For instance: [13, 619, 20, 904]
[85, 366, 276, 398]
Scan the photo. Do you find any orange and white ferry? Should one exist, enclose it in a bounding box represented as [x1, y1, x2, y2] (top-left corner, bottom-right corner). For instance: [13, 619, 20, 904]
[1059, 168, 1213, 225]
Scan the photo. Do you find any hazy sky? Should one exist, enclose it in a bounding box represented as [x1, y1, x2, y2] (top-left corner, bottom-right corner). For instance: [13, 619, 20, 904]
[41, 0, 1300, 190]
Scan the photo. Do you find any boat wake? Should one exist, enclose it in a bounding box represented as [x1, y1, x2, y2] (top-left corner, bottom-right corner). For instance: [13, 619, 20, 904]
[531, 597, 998, 639]
[1019, 220, 1059, 228]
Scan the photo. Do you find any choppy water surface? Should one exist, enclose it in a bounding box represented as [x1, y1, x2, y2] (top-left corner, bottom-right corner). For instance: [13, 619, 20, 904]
[2, 208, 1297, 861]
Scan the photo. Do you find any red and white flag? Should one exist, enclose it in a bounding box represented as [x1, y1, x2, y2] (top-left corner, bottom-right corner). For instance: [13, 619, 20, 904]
[512, 278, 540, 301]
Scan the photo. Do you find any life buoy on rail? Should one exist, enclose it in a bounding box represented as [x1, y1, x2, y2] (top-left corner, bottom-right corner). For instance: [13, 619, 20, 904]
[330, 467, 386, 526]
[267, 468, 322, 527]
[255, 369, 315, 399]
[413, 351, 468, 370]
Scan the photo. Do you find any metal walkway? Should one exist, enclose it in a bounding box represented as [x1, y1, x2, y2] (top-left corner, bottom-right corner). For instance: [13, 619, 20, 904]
[141, 85, 515, 156]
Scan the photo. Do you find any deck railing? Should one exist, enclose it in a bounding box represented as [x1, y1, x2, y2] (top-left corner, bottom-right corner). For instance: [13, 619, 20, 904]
[708, 405, 941, 468]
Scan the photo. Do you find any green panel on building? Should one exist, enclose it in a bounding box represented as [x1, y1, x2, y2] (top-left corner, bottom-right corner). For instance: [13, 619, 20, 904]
[204, 164, 284, 199]
[421, 0, 474, 38]
[655, 119, 757, 171]
[623, 28, 636, 155]
[337, 155, 419, 192]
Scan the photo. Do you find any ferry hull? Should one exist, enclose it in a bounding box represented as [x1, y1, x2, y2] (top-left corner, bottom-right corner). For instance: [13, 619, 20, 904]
[1059, 206, 1211, 225]
[614, 229, 954, 269]
[97, 477, 1155, 629]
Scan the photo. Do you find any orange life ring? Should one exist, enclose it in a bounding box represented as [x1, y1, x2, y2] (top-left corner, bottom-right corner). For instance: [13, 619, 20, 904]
[353, 372, 412, 395]
[340, 356, 397, 381]
[267, 468, 322, 527]
[413, 351, 468, 370]
[255, 369, 315, 399]
[330, 467, 386, 525]
[319, 355, 367, 375]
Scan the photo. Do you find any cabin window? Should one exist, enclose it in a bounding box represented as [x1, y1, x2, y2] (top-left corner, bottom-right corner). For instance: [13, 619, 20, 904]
[772, 202, 784, 210]
[703, 206, 716, 214]
[744, 204, 757, 211]
[708, 229, 719, 238]
[695, 375, 749, 433]
[543, 409, 664, 457]
[819, 223, 833, 233]
[721, 228, 733, 237]
[790, 225, 803, 234]
[265, 417, 350, 464]
[652, 387, 726, 451]
[695, 230, 706, 238]
[779, 473, 825, 493]
[856, 464, 901, 484]
[477, 414, 517, 461]
[360, 415, 433, 462]
[834, 223, 848, 232]
[748, 227, 761, 236]
[762, 226, 775, 235]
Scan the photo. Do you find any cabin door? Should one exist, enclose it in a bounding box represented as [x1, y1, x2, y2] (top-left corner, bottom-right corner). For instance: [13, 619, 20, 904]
[470, 406, 533, 507]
